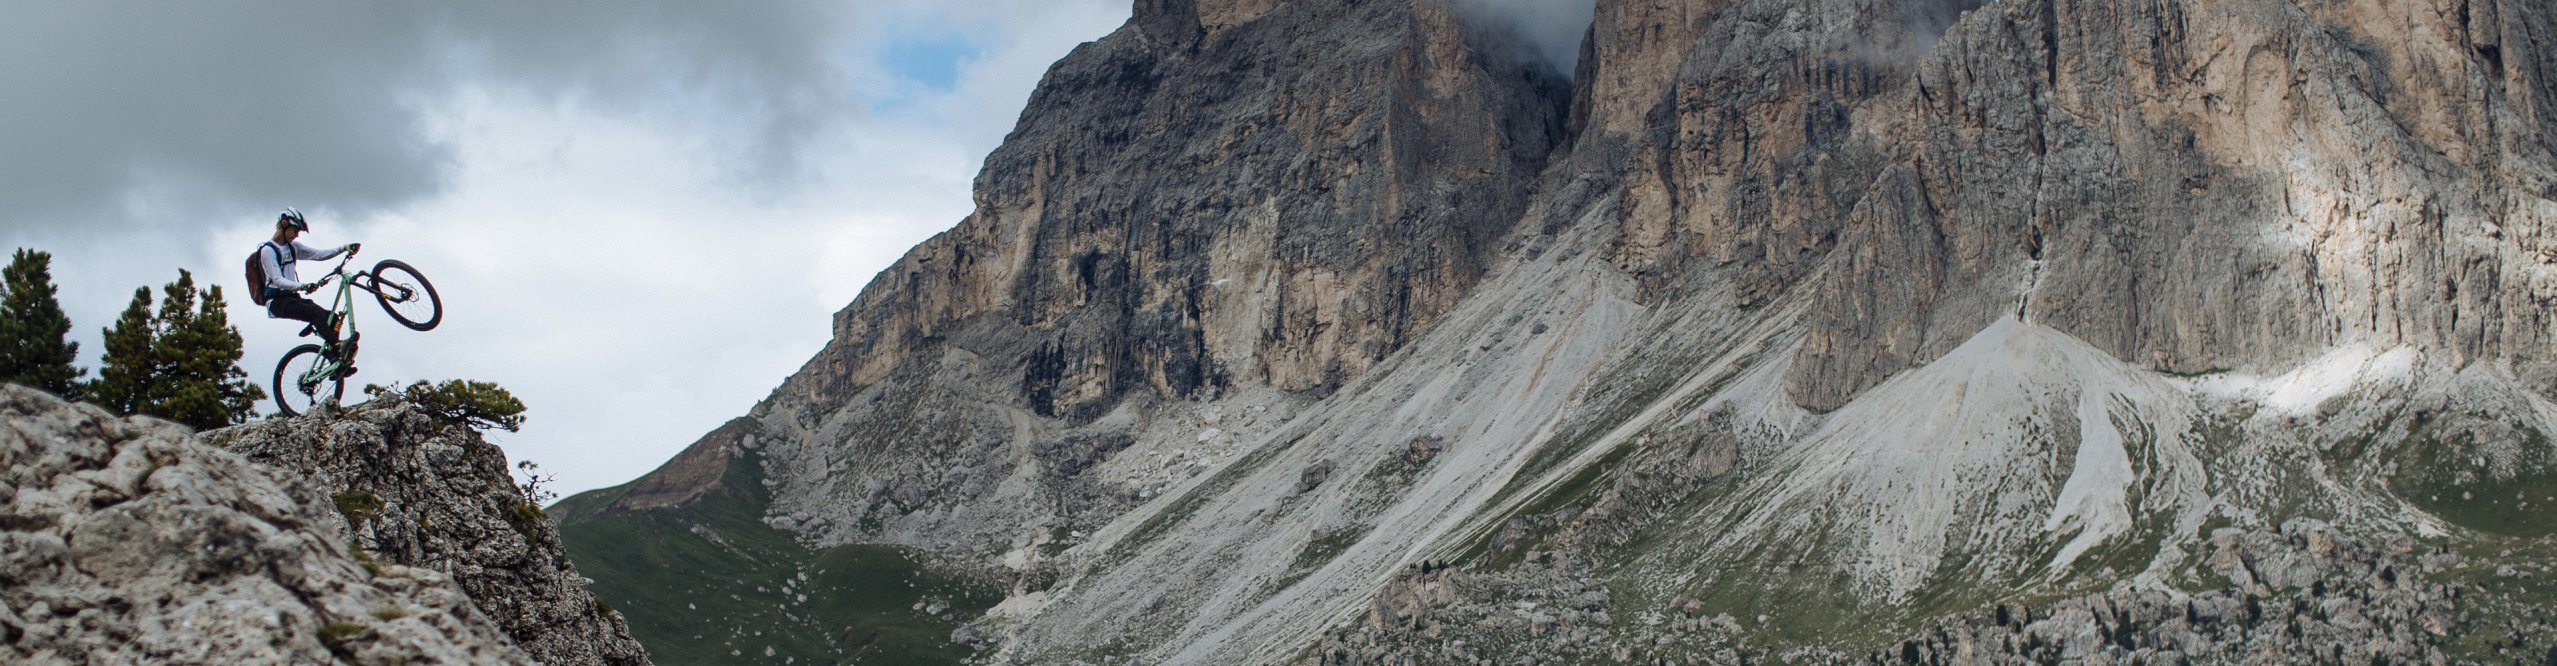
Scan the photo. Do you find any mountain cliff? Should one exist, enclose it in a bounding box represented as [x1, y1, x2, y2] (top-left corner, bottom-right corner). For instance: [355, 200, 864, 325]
[563, 0, 2557, 663]
[1, 384, 644, 664]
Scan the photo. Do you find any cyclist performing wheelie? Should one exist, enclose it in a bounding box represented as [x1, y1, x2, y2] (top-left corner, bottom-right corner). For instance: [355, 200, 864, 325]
[257, 209, 356, 360]
[246, 208, 444, 416]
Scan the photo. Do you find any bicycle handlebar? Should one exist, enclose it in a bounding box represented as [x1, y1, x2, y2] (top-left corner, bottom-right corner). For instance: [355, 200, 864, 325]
[306, 254, 355, 291]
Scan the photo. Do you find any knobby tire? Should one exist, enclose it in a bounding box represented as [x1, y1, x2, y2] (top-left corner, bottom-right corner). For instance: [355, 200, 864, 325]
[271, 344, 341, 417]
[370, 259, 443, 331]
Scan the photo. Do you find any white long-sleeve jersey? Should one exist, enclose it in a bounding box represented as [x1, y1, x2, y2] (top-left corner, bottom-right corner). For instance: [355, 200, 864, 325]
[258, 240, 350, 293]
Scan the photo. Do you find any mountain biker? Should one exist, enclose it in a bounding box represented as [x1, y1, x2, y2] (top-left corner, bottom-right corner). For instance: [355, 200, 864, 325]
[259, 208, 361, 363]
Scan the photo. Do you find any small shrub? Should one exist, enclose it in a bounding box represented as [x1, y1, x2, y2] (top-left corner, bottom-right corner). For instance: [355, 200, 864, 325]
[367, 380, 526, 432]
[0, 514, 57, 532]
[333, 489, 384, 526]
[372, 608, 410, 621]
[506, 501, 547, 540]
[318, 620, 367, 648]
[516, 460, 558, 506]
[347, 539, 385, 577]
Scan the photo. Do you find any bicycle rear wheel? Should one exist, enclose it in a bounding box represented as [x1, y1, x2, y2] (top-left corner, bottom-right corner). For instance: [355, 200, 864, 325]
[370, 259, 443, 331]
[272, 344, 342, 417]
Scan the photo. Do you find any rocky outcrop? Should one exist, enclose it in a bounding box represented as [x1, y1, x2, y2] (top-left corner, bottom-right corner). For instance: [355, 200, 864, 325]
[1306, 522, 2557, 665]
[1304, 555, 1761, 665]
[794, 0, 1568, 418]
[1565, 0, 2557, 410]
[567, 0, 2557, 663]
[0, 384, 532, 664]
[600, 417, 752, 514]
[218, 393, 649, 666]
[741, 0, 1574, 557]
[1869, 522, 2556, 665]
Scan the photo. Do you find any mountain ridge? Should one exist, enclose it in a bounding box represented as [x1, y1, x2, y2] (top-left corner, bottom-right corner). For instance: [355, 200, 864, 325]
[565, 0, 2557, 662]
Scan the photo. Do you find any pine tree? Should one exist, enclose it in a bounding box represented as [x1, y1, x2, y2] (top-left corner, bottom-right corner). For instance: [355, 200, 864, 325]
[89, 270, 266, 429]
[0, 248, 85, 396]
[88, 287, 157, 415]
[148, 272, 211, 425]
[155, 281, 263, 427]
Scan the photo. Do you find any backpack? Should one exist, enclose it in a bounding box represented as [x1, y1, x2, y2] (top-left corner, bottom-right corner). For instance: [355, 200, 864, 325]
[245, 242, 290, 306]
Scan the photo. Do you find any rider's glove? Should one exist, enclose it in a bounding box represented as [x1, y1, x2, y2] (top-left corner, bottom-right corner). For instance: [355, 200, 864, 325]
[346, 243, 361, 255]
[300, 282, 321, 294]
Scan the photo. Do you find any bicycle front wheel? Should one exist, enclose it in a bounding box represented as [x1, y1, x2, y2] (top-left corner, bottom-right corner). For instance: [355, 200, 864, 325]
[370, 259, 443, 331]
[272, 344, 343, 417]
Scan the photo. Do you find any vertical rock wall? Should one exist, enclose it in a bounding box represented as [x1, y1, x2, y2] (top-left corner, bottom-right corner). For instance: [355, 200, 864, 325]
[1561, 0, 2557, 410]
[738, 0, 1576, 555]
[794, 0, 1569, 420]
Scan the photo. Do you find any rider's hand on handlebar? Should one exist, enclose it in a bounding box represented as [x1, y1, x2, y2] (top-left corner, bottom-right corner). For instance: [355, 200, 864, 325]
[346, 242, 361, 256]
[300, 282, 321, 294]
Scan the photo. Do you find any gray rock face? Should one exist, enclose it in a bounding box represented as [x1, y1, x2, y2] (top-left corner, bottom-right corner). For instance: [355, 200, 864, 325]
[1865, 522, 2553, 665]
[218, 393, 649, 666]
[1817, 0, 2552, 409]
[571, 0, 2557, 663]
[0, 385, 532, 665]
[796, 0, 1567, 419]
[739, 0, 1572, 556]
[1551, 0, 2557, 410]
[1307, 522, 2549, 665]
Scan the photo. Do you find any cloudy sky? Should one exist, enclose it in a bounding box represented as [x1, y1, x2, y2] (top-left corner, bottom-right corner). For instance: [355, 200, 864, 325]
[2, 1, 1131, 496]
[3, 1, 1595, 499]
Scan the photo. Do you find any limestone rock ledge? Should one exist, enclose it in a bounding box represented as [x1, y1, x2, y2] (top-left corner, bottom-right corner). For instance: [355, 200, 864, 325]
[218, 392, 650, 666]
[0, 385, 532, 665]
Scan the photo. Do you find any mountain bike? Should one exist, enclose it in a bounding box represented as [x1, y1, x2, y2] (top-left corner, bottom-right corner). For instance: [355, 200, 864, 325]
[270, 251, 444, 416]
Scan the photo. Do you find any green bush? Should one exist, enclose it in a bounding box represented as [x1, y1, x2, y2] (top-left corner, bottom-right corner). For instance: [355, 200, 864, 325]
[333, 489, 384, 526]
[368, 380, 526, 432]
[346, 539, 385, 577]
[318, 621, 368, 649]
[507, 501, 547, 540]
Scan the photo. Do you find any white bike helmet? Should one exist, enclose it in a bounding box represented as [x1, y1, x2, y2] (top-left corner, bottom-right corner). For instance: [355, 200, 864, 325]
[279, 208, 309, 232]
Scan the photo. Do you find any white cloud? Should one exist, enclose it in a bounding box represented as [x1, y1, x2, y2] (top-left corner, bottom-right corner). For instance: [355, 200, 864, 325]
[1452, 0, 1597, 76]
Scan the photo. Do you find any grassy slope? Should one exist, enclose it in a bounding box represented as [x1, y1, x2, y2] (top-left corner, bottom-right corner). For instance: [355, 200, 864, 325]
[553, 447, 1000, 665]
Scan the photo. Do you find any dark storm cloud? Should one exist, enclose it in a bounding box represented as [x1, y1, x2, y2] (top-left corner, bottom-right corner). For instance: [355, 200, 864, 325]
[0, 2, 852, 234]
[0, 4, 445, 227]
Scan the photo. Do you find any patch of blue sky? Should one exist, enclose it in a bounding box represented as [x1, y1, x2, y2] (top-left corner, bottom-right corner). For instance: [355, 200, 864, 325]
[853, 32, 982, 116]
[885, 33, 980, 91]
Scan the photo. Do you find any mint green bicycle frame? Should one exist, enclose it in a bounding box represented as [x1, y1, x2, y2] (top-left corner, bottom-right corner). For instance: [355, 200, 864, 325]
[288, 257, 369, 391]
